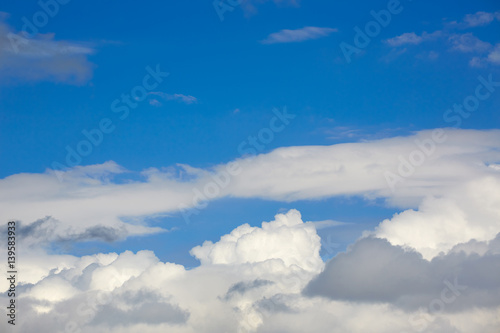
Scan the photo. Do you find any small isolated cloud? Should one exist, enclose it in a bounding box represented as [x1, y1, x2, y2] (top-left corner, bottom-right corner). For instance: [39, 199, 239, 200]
[0, 17, 95, 84]
[385, 31, 442, 47]
[469, 43, 500, 67]
[451, 11, 500, 28]
[241, 0, 300, 16]
[487, 43, 500, 64]
[385, 32, 423, 46]
[470, 56, 485, 68]
[463, 11, 500, 27]
[149, 98, 162, 107]
[448, 33, 492, 53]
[416, 50, 439, 61]
[261, 26, 337, 44]
[445, 11, 500, 29]
[380, 47, 407, 63]
[148, 92, 198, 105]
[306, 219, 350, 229]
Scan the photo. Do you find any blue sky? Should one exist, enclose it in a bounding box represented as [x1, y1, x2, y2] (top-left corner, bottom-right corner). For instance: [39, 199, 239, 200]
[1, 0, 499, 262]
[1, 1, 500, 332]
[2, 0, 499, 176]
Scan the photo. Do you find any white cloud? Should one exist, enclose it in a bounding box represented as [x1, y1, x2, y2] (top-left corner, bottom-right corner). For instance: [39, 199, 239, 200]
[385, 12, 499, 65]
[373, 176, 500, 259]
[149, 98, 162, 107]
[386, 31, 491, 55]
[2, 129, 500, 245]
[2, 209, 500, 332]
[385, 31, 442, 47]
[0, 18, 95, 84]
[385, 32, 424, 46]
[462, 11, 500, 27]
[448, 33, 491, 53]
[241, 0, 300, 16]
[306, 235, 500, 310]
[148, 92, 198, 104]
[261, 26, 337, 44]
[487, 43, 500, 64]
[468, 43, 500, 67]
[190, 209, 323, 273]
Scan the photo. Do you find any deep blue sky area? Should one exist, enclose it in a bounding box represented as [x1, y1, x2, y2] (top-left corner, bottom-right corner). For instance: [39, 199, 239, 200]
[1, 0, 499, 265]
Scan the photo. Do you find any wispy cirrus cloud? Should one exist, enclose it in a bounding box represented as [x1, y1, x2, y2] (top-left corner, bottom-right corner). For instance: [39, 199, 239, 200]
[385, 31, 442, 47]
[447, 10, 500, 28]
[241, 0, 300, 16]
[463, 11, 500, 27]
[148, 92, 198, 106]
[261, 26, 337, 44]
[470, 43, 500, 67]
[448, 32, 492, 53]
[384, 10, 500, 67]
[0, 16, 95, 84]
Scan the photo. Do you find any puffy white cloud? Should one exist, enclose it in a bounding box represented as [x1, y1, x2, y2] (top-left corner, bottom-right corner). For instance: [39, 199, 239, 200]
[0, 210, 325, 332]
[2, 129, 500, 332]
[2, 209, 500, 332]
[190, 209, 323, 273]
[374, 176, 500, 259]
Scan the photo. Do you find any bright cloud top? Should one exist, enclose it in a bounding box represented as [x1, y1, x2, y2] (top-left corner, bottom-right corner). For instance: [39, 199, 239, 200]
[1, 209, 500, 332]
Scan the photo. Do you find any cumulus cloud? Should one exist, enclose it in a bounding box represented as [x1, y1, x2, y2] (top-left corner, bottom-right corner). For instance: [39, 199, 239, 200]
[190, 209, 323, 272]
[305, 235, 500, 311]
[2, 209, 500, 332]
[373, 176, 500, 259]
[0, 16, 95, 84]
[0, 210, 324, 332]
[260, 26, 337, 44]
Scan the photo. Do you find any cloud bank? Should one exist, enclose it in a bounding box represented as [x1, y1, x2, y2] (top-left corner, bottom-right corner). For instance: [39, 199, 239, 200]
[1, 209, 500, 332]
